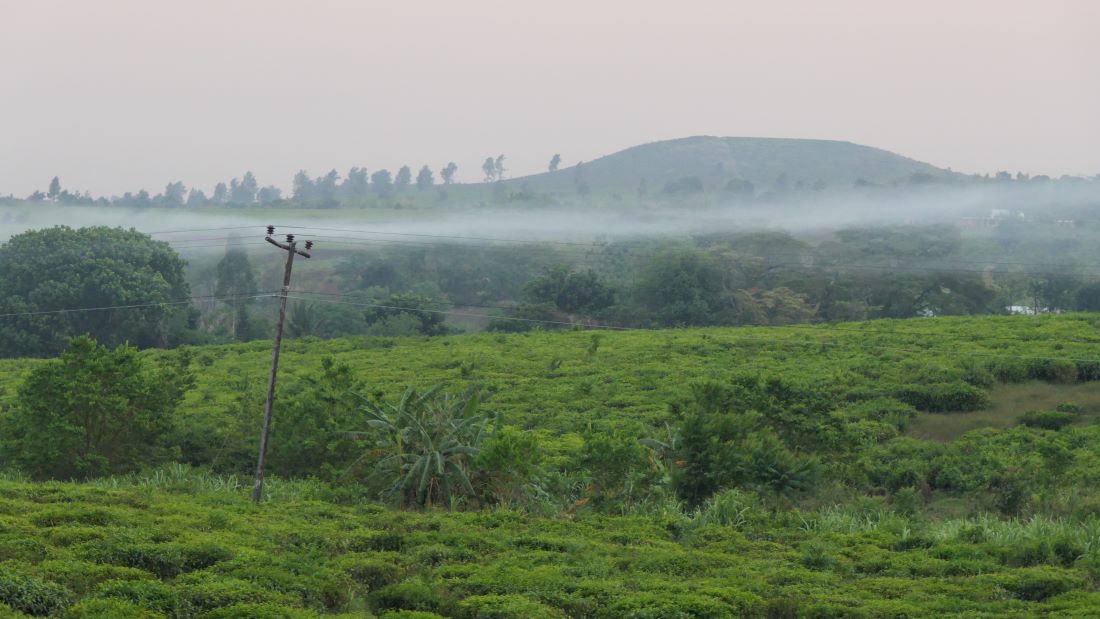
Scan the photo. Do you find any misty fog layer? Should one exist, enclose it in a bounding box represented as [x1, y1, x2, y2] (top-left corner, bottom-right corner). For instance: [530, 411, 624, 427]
[4, 182, 1098, 249]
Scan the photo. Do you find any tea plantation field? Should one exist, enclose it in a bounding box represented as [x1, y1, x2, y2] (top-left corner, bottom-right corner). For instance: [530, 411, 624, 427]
[2, 315, 1100, 616]
[0, 474, 1096, 618]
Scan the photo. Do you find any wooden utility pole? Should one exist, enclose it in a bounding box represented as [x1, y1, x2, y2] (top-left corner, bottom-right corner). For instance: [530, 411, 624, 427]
[252, 226, 313, 503]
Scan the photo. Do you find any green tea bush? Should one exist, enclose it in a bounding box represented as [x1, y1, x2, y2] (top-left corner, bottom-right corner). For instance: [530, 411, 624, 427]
[0, 538, 47, 564]
[83, 541, 232, 578]
[175, 574, 298, 613]
[30, 507, 116, 528]
[0, 567, 73, 616]
[32, 560, 148, 597]
[92, 579, 182, 617]
[369, 581, 446, 614]
[1020, 410, 1076, 430]
[378, 611, 447, 619]
[1027, 358, 1078, 384]
[893, 382, 989, 412]
[332, 554, 403, 590]
[600, 592, 732, 619]
[997, 566, 1083, 601]
[200, 602, 328, 619]
[456, 594, 564, 619]
[986, 357, 1029, 383]
[61, 598, 160, 619]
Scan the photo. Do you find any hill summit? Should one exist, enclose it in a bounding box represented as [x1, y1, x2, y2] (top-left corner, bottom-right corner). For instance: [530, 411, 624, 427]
[508, 136, 956, 193]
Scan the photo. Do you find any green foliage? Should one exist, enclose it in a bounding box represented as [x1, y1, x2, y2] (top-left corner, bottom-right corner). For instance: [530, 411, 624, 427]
[364, 294, 450, 336]
[0, 226, 192, 357]
[634, 250, 730, 326]
[523, 265, 614, 315]
[369, 581, 445, 614]
[356, 385, 489, 508]
[457, 594, 564, 618]
[214, 247, 258, 342]
[672, 379, 831, 506]
[581, 427, 661, 512]
[62, 598, 160, 619]
[267, 357, 365, 479]
[893, 381, 990, 412]
[0, 566, 73, 616]
[474, 427, 543, 506]
[0, 336, 192, 479]
[1020, 410, 1076, 430]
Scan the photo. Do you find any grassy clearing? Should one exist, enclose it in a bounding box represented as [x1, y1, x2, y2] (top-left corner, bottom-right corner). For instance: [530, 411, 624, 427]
[909, 381, 1100, 442]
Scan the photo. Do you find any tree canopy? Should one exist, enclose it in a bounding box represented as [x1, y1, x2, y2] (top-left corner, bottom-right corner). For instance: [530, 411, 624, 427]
[0, 336, 193, 479]
[0, 226, 192, 357]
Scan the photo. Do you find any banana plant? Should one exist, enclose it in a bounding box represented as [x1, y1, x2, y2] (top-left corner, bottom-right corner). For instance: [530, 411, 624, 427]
[352, 385, 489, 509]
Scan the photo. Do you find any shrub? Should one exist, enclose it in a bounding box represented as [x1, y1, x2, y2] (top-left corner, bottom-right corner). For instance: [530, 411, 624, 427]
[200, 602, 325, 619]
[998, 566, 1083, 601]
[1028, 359, 1078, 384]
[456, 594, 564, 618]
[333, 555, 403, 591]
[61, 598, 160, 619]
[379, 611, 447, 619]
[1020, 411, 1076, 431]
[370, 582, 446, 614]
[84, 541, 232, 578]
[176, 575, 297, 613]
[600, 592, 731, 619]
[93, 579, 182, 617]
[33, 561, 149, 597]
[0, 567, 73, 616]
[893, 382, 989, 412]
[0, 336, 192, 479]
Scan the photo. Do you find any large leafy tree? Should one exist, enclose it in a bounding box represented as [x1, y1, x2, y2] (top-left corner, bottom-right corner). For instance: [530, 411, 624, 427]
[634, 250, 731, 326]
[0, 226, 192, 357]
[523, 265, 614, 315]
[0, 336, 193, 479]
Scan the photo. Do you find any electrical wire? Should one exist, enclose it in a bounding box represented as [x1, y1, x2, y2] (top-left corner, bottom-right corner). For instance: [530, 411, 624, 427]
[0, 292, 279, 319]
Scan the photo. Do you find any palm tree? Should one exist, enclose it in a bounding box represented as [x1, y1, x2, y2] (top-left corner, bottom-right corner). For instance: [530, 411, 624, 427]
[352, 385, 489, 509]
[287, 301, 327, 338]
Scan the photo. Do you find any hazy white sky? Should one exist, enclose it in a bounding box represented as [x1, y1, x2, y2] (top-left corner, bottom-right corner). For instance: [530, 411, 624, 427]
[2, 0, 1098, 197]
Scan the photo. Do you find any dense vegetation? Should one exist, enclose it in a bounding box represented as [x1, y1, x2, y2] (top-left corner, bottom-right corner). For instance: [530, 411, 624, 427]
[2, 315, 1100, 615]
[0, 227, 195, 357]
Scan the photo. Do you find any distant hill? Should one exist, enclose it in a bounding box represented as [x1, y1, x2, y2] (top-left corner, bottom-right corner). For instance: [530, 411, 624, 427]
[502, 136, 958, 194]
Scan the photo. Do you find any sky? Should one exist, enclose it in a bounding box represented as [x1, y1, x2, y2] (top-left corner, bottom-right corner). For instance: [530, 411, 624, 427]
[2, 0, 1098, 197]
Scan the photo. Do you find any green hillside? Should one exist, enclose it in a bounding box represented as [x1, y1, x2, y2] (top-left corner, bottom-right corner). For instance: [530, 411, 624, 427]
[503, 136, 958, 194]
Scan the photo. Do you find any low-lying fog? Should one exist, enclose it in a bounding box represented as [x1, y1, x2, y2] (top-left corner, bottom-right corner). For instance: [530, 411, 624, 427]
[2, 181, 1097, 250]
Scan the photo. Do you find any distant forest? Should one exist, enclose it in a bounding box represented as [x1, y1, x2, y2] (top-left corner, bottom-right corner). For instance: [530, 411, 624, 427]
[8, 165, 1098, 211]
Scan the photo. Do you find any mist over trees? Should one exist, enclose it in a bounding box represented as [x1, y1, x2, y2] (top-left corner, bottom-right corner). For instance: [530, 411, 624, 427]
[14, 136, 1098, 211]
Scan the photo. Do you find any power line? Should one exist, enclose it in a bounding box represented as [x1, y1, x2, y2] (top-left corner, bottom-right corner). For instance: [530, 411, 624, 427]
[147, 225, 260, 235]
[281, 295, 638, 330]
[279, 224, 600, 247]
[0, 292, 279, 319]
